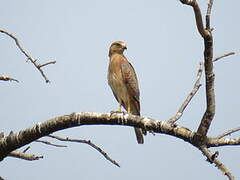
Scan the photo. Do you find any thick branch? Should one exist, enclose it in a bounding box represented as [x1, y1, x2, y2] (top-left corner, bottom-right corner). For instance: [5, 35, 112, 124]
[0, 112, 196, 161]
[0, 29, 55, 83]
[182, 0, 216, 136]
[207, 137, 240, 147]
[180, 1, 216, 136]
[0, 112, 238, 177]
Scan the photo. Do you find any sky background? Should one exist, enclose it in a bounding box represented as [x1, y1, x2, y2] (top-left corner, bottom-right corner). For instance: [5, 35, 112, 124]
[0, 0, 240, 179]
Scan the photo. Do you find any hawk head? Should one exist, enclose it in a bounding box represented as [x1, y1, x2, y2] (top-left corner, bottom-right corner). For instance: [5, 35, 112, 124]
[109, 41, 127, 57]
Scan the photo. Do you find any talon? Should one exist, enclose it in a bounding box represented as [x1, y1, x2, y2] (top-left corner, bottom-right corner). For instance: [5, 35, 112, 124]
[149, 130, 155, 136]
[110, 110, 126, 117]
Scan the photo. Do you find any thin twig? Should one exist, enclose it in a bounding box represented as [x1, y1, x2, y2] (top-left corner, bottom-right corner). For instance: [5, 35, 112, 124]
[213, 52, 235, 62]
[0, 29, 55, 83]
[38, 61, 56, 68]
[199, 146, 235, 180]
[35, 139, 67, 147]
[0, 75, 19, 82]
[168, 62, 203, 123]
[217, 127, 240, 139]
[8, 151, 43, 161]
[48, 134, 120, 167]
[22, 146, 31, 153]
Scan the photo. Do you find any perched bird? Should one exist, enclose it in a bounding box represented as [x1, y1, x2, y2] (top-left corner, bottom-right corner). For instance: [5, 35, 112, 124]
[107, 41, 145, 144]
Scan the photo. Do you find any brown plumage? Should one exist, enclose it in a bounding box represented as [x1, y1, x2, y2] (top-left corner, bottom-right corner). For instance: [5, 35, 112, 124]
[107, 41, 145, 144]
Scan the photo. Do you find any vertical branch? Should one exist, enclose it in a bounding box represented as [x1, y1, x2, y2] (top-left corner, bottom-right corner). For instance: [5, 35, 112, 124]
[180, 0, 216, 136]
[206, 0, 214, 29]
[196, 0, 215, 136]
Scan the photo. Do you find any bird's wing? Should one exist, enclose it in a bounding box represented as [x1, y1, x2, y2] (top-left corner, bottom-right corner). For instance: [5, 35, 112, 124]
[120, 61, 140, 101]
[120, 58, 140, 115]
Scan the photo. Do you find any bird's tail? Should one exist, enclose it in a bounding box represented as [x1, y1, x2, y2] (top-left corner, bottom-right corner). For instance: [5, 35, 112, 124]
[134, 127, 144, 144]
[129, 104, 145, 144]
[126, 98, 146, 144]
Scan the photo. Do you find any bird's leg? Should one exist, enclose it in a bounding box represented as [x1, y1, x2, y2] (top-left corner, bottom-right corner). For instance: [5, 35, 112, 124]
[118, 103, 122, 112]
[110, 103, 125, 116]
[127, 106, 131, 114]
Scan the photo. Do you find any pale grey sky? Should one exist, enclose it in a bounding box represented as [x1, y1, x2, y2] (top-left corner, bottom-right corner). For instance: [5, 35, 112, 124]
[1, 1, 240, 179]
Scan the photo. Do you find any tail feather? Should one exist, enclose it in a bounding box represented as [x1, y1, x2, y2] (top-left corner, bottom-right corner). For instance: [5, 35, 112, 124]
[134, 127, 144, 144]
[127, 99, 145, 144]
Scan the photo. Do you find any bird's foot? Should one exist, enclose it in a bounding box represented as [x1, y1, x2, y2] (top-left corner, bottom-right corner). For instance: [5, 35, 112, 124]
[148, 130, 155, 136]
[110, 110, 126, 116]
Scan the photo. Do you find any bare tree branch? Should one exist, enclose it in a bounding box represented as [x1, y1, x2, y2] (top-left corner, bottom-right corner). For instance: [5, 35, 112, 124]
[35, 139, 67, 147]
[38, 61, 56, 68]
[0, 111, 238, 160]
[180, 0, 215, 136]
[178, 0, 236, 179]
[199, 146, 235, 180]
[0, 75, 19, 82]
[213, 52, 235, 62]
[187, 0, 216, 136]
[217, 127, 240, 139]
[8, 151, 43, 161]
[0, 29, 55, 83]
[48, 134, 120, 167]
[207, 137, 240, 147]
[0, 112, 195, 161]
[180, 0, 209, 37]
[168, 62, 203, 124]
[206, 0, 214, 30]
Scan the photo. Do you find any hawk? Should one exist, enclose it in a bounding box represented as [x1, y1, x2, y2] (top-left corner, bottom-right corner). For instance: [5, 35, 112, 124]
[107, 41, 145, 144]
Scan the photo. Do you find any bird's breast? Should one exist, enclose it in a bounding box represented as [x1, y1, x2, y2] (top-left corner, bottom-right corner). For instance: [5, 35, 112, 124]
[108, 62, 129, 104]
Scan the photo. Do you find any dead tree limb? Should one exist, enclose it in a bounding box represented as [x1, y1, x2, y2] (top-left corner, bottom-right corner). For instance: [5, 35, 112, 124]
[35, 139, 67, 147]
[0, 112, 239, 170]
[48, 134, 120, 167]
[0, 29, 55, 83]
[180, 0, 215, 136]
[0, 75, 19, 82]
[168, 62, 203, 124]
[179, 0, 236, 179]
[200, 146, 235, 180]
[8, 151, 43, 161]
[217, 127, 240, 139]
[213, 52, 235, 62]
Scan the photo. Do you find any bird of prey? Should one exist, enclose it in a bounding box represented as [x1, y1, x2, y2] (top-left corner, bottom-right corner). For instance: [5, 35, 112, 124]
[107, 41, 145, 144]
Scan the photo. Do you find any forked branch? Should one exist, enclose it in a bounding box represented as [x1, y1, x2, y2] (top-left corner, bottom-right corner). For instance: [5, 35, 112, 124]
[0, 29, 55, 83]
[200, 146, 235, 180]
